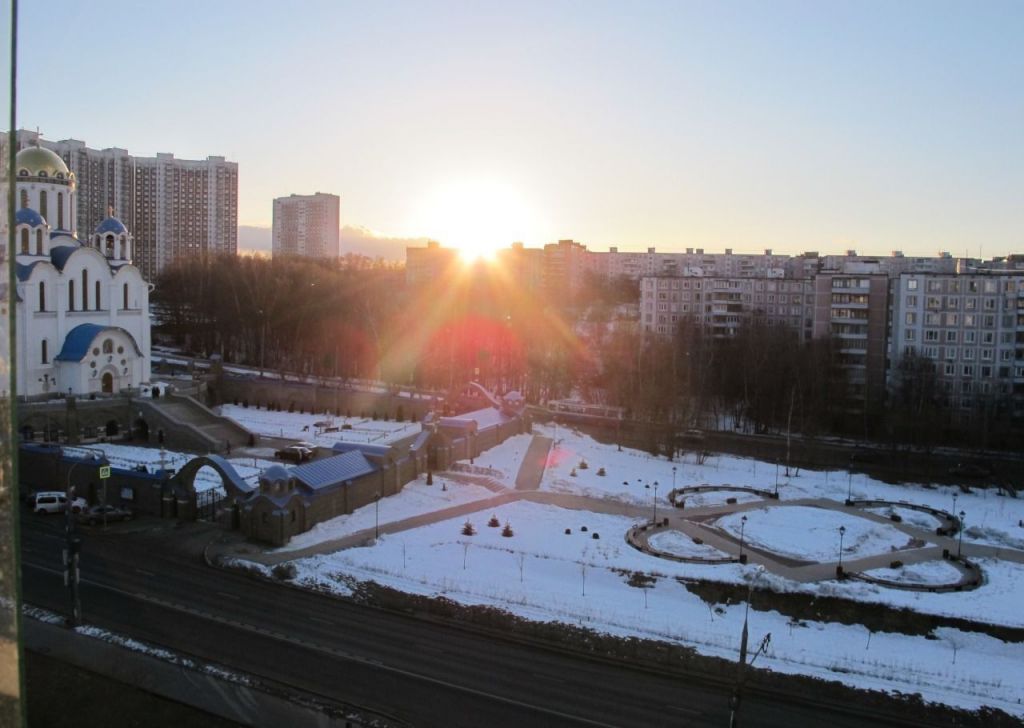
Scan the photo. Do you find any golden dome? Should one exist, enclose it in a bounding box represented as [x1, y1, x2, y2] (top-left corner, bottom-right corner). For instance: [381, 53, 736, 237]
[16, 146, 72, 180]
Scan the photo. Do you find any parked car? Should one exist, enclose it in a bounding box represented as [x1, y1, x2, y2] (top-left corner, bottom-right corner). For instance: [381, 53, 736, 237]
[31, 491, 88, 515]
[275, 445, 314, 463]
[78, 504, 133, 526]
[949, 462, 993, 478]
[677, 429, 706, 443]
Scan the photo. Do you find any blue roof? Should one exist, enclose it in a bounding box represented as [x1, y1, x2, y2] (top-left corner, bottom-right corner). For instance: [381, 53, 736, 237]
[16, 208, 45, 227]
[50, 229, 73, 239]
[291, 452, 377, 491]
[96, 217, 127, 235]
[55, 324, 142, 362]
[50, 244, 81, 271]
[16, 261, 43, 281]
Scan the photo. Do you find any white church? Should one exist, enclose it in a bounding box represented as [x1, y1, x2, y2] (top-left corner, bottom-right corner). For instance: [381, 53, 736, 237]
[11, 145, 151, 398]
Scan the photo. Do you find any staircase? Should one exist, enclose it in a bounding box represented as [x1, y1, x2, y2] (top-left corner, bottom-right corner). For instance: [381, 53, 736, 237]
[143, 393, 252, 453]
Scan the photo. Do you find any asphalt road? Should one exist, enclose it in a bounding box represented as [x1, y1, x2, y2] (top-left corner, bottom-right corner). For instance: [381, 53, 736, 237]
[19, 515, 926, 728]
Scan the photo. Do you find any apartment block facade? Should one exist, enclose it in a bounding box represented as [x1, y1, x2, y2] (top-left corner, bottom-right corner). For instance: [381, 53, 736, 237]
[272, 192, 341, 259]
[3, 130, 238, 280]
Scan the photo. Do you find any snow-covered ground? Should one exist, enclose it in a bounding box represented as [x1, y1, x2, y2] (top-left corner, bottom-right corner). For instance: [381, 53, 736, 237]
[144, 407, 1022, 717]
[287, 500, 1024, 717]
[275, 474, 499, 553]
[862, 560, 964, 586]
[217, 404, 419, 446]
[715, 506, 928, 563]
[648, 530, 729, 559]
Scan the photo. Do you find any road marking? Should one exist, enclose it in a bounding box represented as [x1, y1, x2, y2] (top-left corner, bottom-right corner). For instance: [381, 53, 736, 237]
[216, 591, 240, 601]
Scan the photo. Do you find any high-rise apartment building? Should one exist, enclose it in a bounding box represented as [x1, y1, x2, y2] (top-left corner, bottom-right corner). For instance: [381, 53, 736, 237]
[272, 193, 341, 259]
[1, 130, 238, 280]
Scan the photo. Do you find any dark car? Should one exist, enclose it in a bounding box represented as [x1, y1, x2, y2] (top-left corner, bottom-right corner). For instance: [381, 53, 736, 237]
[948, 462, 992, 478]
[78, 504, 133, 525]
[275, 445, 314, 463]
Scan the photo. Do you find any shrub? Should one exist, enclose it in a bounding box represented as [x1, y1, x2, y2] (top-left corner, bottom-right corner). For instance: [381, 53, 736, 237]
[578, 460, 589, 470]
[570, 468, 577, 477]
[890, 560, 903, 569]
[342, 423, 352, 430]
[596, 467, 606, 476]
[592, 532, 600, 539]
[581, 525, 588, 532]
[502, 522, 514, 537]
[271, 563, 297, 581]
[488, 515, 500, 528]
[426, 471, 433, 485]
[565, 528, 572, 535]
[461, 521, 476, 536]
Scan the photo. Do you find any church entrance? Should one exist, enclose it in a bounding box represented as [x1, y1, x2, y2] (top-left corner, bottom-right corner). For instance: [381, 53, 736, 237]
[101, 372, 114, 393]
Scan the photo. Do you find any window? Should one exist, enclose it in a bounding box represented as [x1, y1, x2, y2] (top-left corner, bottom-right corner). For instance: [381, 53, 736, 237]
[102, 339, 114, 354]
[38, 282, 45, 311]
[57, 192, 64, 229]
[906, 295, 917, 307]
[82, 269, 88, 310]
[945, 331, 958, 343]
[904, 329, 916, 341]
[36, 229, 43, 254]
[68, 280, 75, 311]
[123, 283, 129, 310]
[41, 340, 48, 364]
[39, 190, 47, 219]
[964, 331, 976, 344]
[907, 279, 919, 290]
[905, 312, 916, 325]
[20, 228, 28, 254]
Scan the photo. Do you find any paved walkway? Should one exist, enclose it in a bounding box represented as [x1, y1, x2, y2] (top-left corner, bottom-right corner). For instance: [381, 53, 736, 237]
[515, 435, 552, 490]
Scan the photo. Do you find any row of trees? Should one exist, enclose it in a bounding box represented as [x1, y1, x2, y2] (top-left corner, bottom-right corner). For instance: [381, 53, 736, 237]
[154, 255, 1019, 450]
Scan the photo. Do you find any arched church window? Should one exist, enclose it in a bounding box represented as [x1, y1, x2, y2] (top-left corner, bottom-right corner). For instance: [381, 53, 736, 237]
[105, 235, 115, 257]
[57, 193, 64, 229]
[19, 189, 27, 208]
[95, 281, 101, 310]
[123, 283, 129, 310]
[82, 269, 88, 310]
[20, 228, 28, 254]
[41, 340, 48, 364]
[68, 280, 75, 311]
[102, 339, 114, 354]
[38, 282, 45, 311]
[38, 171, 47, 178]
[36, 229, 43, 254]
[39, 190, 47, 220]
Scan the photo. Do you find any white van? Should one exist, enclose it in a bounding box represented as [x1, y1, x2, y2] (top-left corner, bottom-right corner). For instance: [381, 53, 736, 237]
[31, 491, 87, 515]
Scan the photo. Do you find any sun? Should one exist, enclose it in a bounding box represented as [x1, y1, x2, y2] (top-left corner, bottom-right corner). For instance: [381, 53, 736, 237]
[413, 179, 536, 261]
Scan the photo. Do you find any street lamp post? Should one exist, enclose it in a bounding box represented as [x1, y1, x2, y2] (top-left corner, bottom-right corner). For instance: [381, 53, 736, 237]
[837, 525, 846, 576]
[958, 510, 966, 558]
[739, 515, 748, 563]
[846, 460, 854, 503]
[952, 492, 958, 520]
[672, 465, 677, 494]
[730, 565, 768, 728]
[374, 493, 381, 540]
[774, 459, 779, 496]
[652, 481, 659, 525]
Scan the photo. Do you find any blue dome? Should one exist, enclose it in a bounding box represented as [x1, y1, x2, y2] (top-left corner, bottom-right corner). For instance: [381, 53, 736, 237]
[16, 208, 46, 227]
[95, 217, 127, 235]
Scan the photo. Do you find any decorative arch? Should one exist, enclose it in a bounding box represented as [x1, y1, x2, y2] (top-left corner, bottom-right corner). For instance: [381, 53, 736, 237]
[169, 454, 255, 502]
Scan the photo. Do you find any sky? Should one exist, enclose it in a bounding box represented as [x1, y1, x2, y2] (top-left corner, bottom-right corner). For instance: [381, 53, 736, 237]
[7, 0, 1024, 258]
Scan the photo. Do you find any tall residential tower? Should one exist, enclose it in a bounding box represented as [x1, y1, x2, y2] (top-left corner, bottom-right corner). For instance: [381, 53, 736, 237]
[272, 193, 341, 259]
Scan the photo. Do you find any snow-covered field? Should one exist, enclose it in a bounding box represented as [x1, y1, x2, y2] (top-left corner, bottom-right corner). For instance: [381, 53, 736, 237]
[648, 530, 729, 559]
[234, 422, 1024, 717]
[287, 499, 1024, 717]
[217, 404, 420, 446]
[715, 506, 927, 562]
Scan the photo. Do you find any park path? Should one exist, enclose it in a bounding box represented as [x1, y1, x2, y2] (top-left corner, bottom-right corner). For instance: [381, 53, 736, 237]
[515, 435, 552, 490]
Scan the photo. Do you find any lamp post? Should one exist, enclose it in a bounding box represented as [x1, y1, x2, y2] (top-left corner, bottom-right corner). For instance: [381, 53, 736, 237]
[739, 514, 748, 563]
[652, 481, 659, 525]
[951, 492, 958, 520]
[730, 565, 768, 728]
[957, 510, 966, 558]
[374, 493, 381, 540]
[837, 525, 846, 576]
[846, 460, 854, 503]
[64, 452, 98, 626]
[774, 459, 779, 496]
